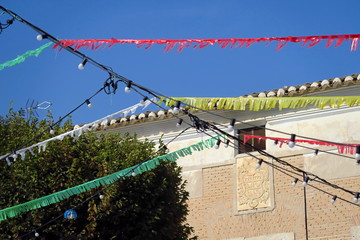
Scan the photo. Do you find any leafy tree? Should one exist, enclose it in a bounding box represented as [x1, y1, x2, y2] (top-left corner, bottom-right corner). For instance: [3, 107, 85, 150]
[0, 108, 196, 240]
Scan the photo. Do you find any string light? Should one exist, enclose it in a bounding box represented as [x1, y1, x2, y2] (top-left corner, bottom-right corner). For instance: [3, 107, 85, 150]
[6, 10, 360, 235]
[172, 101, 181, 114]
[214, 139, 221, 149]
[34, 231, 39, 237]
[36, 34, 46, 41]
[131, 170, 137, 177]
[314, 149, 319, 156]
[8, 5, 356, 164]
[236, 129, 241, 137]
[125, 81, 132, 93]
[140, 96, 148, 106]
[85, 99, 92, 108]
[49, 126, 54, 135]
[99, 193, 104, 200]
[331, 195, 337, 204]
[176, 119, 183, 127]
[19, 128, 191, 239]
[78, 58, 88, 70]
[291, 178, 299, 186]
[0, 16, 14, 34]
[255, 159, 263, 169]
[355, 146, 360, 164]
[228, 119, 235, 132]
[224, 139, 230, 148]
[301, 176, 309, 187]
[162, 146, 170, 153]
[4, 5, 357, 166]
[353, 193, 360, 203]
[288, 134, 296, 148]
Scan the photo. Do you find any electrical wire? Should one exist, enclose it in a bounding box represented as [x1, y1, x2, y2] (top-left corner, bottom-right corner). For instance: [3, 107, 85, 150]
[128, 89, 360, 201]
[2, 6, 359, 235]
[18, 126, 192, 239]
[239, 134, 355, 160]
[1, 5, 356, 153]
[0, 86, 105, 163]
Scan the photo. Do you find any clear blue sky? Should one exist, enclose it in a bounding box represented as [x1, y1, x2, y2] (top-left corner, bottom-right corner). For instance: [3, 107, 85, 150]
[1, 1, 359, 125]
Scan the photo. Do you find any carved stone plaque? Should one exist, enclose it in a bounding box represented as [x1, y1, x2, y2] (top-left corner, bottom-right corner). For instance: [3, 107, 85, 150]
[236, 156, 271, 211]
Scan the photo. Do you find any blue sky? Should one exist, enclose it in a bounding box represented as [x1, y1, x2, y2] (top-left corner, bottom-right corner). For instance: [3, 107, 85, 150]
[1, 1, 359, 125]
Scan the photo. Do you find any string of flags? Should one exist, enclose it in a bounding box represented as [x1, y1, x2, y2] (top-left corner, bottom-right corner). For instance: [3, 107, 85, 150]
[0, 42, 52, 71]
[2, 34, 359, 71]
[53, 34, 360, 52]
[243, 134, 359, 155]
[162, 96, 360, 112]
[0, 134, 221, 221]
[0, 98, 155, 165]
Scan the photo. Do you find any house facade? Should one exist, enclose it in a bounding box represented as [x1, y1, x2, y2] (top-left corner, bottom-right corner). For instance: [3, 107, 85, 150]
[97, 74, 360, 239]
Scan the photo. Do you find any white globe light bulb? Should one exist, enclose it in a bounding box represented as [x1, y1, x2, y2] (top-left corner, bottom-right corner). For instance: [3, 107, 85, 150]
[173, 107, 180, 114]
[78, 63, 85, 70]
[36, 34, 43, 41]
[288, 141, 295, 148]
[125, 87, 131, 93]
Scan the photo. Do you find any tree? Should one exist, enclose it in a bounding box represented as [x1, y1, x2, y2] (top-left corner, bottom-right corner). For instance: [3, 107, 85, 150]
[0, 108, 197, 239]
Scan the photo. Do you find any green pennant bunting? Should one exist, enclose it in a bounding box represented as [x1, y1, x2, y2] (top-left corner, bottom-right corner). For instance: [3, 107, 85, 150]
[0, 42, 52, 71]
[0, 134, 220, 221]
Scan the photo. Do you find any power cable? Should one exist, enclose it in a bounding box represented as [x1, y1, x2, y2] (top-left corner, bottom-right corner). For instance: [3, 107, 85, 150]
[18, 126, 192, 239]
[1, 5, 356, 153]
[0, 86, 106, 163]
[128, 89, 360, 201]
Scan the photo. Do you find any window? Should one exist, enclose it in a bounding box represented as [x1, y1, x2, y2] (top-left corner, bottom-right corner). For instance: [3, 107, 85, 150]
[237, 126, 266, 153]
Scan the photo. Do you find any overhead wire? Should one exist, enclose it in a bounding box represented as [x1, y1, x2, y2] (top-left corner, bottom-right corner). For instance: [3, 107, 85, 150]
[18, 125, 192, 239]
[1, 5, 360, 236]
[0, 86, 105, 163]
[1, 5, 356, 152]
[129, 88, 360, 201]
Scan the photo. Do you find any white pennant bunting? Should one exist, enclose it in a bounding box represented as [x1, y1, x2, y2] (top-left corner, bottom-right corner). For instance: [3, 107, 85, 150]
[0, 98, 156, 165]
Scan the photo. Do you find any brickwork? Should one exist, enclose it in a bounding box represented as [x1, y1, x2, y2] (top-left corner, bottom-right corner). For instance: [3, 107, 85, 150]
[186, 155, 360, 240]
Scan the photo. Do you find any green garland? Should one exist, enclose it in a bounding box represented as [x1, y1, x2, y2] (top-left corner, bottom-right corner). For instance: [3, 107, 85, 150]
[0, 134, 221, 221]
[161, 96, 360, 111]
[0, 42, 52, 71]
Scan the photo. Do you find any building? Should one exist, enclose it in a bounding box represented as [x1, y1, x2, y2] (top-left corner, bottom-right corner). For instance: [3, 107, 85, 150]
[98, 73, 360, 240]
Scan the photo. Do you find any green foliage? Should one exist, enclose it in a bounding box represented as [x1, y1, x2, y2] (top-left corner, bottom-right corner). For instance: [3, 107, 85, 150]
[0, 109, 197, 239]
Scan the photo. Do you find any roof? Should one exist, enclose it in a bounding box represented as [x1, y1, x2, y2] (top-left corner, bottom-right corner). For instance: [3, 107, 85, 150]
[75, 73, 360, 130]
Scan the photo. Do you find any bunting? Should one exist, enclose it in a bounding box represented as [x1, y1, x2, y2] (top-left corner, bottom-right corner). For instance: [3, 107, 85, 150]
[162, 96, 360, 111]
[53, 34, 360, 52]
[0, 98, 156, 165]
[243, 134, 359, 154]
[0, 42, 52, 71]
[0, 134, 221, 221]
